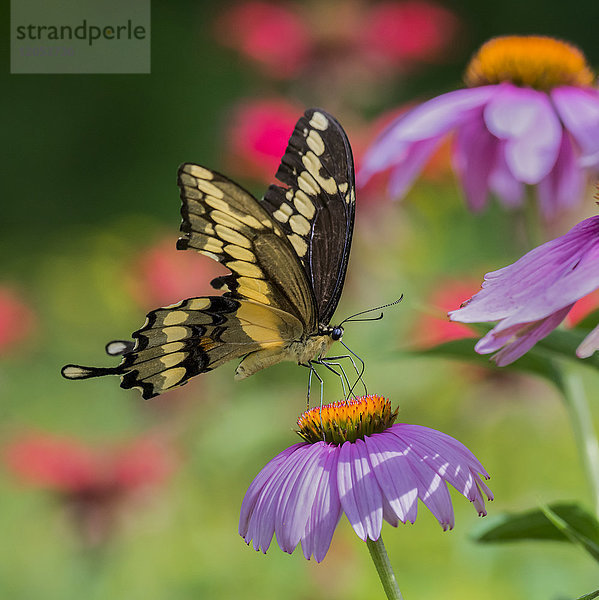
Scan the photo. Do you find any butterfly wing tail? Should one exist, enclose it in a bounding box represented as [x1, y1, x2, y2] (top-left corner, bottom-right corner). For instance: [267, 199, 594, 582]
[61, 364, 122, 380]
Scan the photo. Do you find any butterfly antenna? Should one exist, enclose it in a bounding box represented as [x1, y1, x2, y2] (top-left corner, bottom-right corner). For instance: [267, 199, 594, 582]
[339, 295, 403, 326]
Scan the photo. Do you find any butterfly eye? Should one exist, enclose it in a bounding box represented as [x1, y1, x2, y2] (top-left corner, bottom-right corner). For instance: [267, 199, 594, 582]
[331, 327, 343, 341]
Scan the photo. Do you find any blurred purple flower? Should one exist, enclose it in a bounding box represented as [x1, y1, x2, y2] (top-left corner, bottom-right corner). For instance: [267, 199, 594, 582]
[449, 215, 599, 365]
[239, 395, 492, 562]
[359, 36, 599, 218]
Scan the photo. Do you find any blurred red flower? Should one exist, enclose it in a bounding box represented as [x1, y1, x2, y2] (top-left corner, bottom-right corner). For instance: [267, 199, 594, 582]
[215, 1, 311, 78]
[4, 433, 176, 545]
[565, 289, 599, 328]
[216, 0, 459, 80]
[129, 237, 226, 310]
[412, 279, 479, 348]
[0, 286, 35, 355]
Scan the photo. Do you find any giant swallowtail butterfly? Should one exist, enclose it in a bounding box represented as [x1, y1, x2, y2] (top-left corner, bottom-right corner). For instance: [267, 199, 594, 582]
[62, 108, 355, 399]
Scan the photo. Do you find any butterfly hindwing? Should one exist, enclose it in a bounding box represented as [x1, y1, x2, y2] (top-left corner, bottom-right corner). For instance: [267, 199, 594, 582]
[261, 109, 355, 325]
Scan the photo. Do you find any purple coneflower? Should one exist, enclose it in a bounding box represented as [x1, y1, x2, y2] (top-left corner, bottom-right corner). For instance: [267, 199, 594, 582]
[359, 35, 599, 218]
[239, 395, 492, 563]
[449, 215, 599, 365]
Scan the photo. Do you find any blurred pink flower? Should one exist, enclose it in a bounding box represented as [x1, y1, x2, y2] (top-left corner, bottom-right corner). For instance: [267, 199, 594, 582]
[225, 98, 304, 182]
[4, 433, 176, 545]
[360, 1, 459, 65]
[129, 237, 226, 310]
[215, 1, 311, 78]
[0, 286, 35, 355]
[216, 1, 459, 81]
[412, 280, 480, 348]
[564, 289, 599, 328]
[360, 36, 599, 218]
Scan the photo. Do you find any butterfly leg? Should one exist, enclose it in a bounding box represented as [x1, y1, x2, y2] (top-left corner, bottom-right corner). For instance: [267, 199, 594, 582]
[324, 350, 368, 400]
[314, 358, 349, 399]
[303, 362, 324, 410]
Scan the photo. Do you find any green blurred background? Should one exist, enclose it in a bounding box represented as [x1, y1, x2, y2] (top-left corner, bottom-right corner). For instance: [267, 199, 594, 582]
[3, 1, 599, 598]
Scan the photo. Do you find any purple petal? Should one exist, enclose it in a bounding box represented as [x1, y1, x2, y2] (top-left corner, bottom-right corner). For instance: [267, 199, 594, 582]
[452, 110, 499, 211]
[450, 216, 599, 325]
[536, 133, 584, 219]
[364, 432, 419, 524]
[239, 444, 302, 541]
[275, 443, 329, 553]
[551, 86, 599, 156]
[387, 137, 443, 198]
[337, 440, 383, 541]
[475, 304, 573, 365]
[359, 86, 496, 184]
[488, 143, 525, 208]
[484, 84, 562, 183]
[243, 444, 312, 553]
[301, 445, 343, 562]
[391, 425, 492, 514]
[577, 324, 599, 359]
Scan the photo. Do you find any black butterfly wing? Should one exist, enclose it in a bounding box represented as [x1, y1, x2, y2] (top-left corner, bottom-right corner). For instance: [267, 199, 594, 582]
[261, 108, 356, 326]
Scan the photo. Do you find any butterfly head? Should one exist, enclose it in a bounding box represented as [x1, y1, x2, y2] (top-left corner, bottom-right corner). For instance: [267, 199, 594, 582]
[320, 324, 344, 342]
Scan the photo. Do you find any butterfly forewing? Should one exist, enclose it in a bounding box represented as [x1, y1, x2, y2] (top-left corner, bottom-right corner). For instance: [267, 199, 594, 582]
[261, 109, 355, 325]
[177, 164, 317, 330]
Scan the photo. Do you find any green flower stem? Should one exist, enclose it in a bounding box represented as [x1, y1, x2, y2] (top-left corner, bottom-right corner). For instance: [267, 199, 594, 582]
[562, 369, 599, 517]
[366, 536, 404, 600]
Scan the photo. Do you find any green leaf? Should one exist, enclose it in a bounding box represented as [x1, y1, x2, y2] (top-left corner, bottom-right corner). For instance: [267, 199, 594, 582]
[473, 502, 599, 563]
[573, 590, 599, 600]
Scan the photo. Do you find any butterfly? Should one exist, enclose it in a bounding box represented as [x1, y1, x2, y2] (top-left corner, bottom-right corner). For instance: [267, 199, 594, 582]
[61, 108, 356, 399]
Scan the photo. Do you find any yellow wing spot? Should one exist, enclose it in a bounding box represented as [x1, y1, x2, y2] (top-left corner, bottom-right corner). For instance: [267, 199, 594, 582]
[309, 112, 329, 131]
[293, 190, 316, 219]
[348, 188, 355, 204]
[306, 130, 325, 156]
[237, 285, 271, 305]
[303, 152, 338, 194]
[273, 208, 290, 223]
[289, 214, 311, 236]
[288, 233, 308, 257]
[285, 189, 294, 201]
[160, 367, 187, 389]
[164, 326, 189, 342]
[159, 352, 187, 369]
[179, 173, 196, 188]
[298, 171, 320, 196]
[196, 178, 225, 199]
[237, 214, 263, 229]
[214, 224, 252, 248]
[199, 236, 224, 254]
[186, 165, 214, 180]
[238, 276, 271, 295]
[338, 182, 348, 194]
[225, 244, 256, 262]
[186, 298, 211, 310]
[204, 196, 232, 213]
[227, 260, 264, 278]
[163, 311, 189, 326]
[211, 209, 244, 230]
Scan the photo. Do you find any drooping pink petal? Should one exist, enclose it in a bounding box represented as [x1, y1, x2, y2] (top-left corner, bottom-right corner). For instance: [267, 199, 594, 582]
[359, 87, 496, 183]
[488, 142, 525, 208]
[391, 431, 455, 530]
[337, 440, 383, 541]
[364, 433, 419, 524]
[450, 216, 599, 325]
[387, 137, 444, 198]
[577, 324, 599, 359]
[536, 133, 584, 219]
[275, 443, 328, 553]
[301, 445, 342, 562]
[484, 84, 562, 184]
[551, 86, 599, 156]
[452, 110, 499, 211]
[241, 444, 306, 552]
[475, 304, 573, 365]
